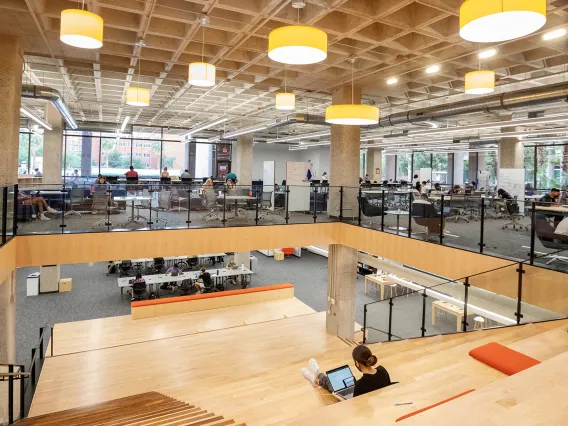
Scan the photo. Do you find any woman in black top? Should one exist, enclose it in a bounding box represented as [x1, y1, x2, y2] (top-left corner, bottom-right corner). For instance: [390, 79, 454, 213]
[301, 345, 392, 398]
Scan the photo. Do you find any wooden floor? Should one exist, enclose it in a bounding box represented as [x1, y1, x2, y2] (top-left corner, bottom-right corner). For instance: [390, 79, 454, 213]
[51, 297, 315, 355]
[31, 299, 568, 426]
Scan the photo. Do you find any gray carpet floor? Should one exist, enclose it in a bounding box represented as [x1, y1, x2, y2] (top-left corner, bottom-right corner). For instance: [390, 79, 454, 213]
[15, 250, 378, 365]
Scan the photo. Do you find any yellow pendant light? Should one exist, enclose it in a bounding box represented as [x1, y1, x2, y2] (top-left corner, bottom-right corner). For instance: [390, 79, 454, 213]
[60, 6, 103, 49]
[325, 57, 379, 126]
[460, 0, 546, 42]
[275, 67, 295, 110]
[465, 70, 495, 95]
[189, 16, 216, 87]
[126, 50, 150, 107]
[126, 87, 150, 107]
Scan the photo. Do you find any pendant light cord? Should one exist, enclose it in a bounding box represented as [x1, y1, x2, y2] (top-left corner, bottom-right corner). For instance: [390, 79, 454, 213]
[284, 66, 287, 92]
[351, 61, 354, 105]
[202, 26, 205, 63]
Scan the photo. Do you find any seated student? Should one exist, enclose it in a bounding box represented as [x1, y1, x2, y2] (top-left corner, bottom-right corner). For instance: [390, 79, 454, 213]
[431, 183, 442, 194]
[18, 192, 57, 221]
[198, 268, 214, 292]
[202, 178, 213, 190]
[161, 263, 181, 290]
[496, 188, 513, 213]
[539, 188, 562, 225]
[131, 273, 147, 301]
[448, 185, 461, 195]
[181, 169, 191, 179]
[125, 166, 138, 179]
[301, 345, 392, 398]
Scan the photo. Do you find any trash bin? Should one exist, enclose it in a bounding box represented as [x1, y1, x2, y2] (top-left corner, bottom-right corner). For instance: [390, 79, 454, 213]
[250, 256, 258, 272]
[27, 272, 40, 296]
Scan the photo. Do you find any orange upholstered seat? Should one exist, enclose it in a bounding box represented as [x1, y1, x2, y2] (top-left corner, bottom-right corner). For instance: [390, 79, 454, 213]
[395, 389, 475, 422]
[469, 342, 541, 375]
[281, 248, 295, 256]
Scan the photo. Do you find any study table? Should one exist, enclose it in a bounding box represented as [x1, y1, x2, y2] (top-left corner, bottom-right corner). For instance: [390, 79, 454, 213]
[364, 274, 394, 299]
[113, 253, 227, 269]
[117, 267, 253, 300]
[385, 210, 409, 235]
[113, 195, 152, 226]
[432, 300, 465, 332]
[224, 195, 251, 219]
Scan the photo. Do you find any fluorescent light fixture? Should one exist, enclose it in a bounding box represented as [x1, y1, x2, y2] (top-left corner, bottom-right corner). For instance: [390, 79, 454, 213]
[289, 146, 308, 150]
[120, 116, 130, 133]
[426, 65, 440, 74]
[266, 130, 330, 144]
[220, 124, 268, 140]
[478, 48, 496, 59]
[180, 117, 228, 137]
[194, 138, 209, 142]
[20, 106, 52, 131]
[543, 28, 566, 41]
[207, 136, 221, 143]
[480, 128, 568, 139]
[386, 77, 398, 85]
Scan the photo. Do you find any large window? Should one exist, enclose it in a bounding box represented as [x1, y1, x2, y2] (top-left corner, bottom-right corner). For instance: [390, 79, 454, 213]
[396, 153, 411, 182]
[432, 153, 449, 184]
[524, 146, 535, 188]
[536, 146, 568, 189]
[100, 138, 131, 176]
[63, 131, 99, 177]
[484, 151, 498, 186]
[18, 131, 43, 174]
[162, 141, 186, 176]
[132, 139, 161, 177]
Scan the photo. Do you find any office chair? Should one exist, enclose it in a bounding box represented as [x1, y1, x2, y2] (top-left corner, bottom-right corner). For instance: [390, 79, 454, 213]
[448, 195, 470, 223]
[359, 196, 383, 226]
[64, 187, 84, 217]
[119, 260, 133, 277]
[152, 257, 165, 273]
[411, 202, 442, 240]
[502, 200, 528, 231]
[170, 187, 188, 212]
[91, 190, 117, 228]
[533, 214, 568, 265]
[202, 189, 220, 221]
[180, 279, 194, 295]
[258, 191, 273, 220]
[131, 280, 147, 300]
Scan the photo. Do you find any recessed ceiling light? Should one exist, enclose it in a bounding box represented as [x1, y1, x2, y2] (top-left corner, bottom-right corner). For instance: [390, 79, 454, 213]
[426, 65, 440, 74]
[478, 48, 496, 59]
[386, 77, 398, 85]
[543, 28, 567, 41]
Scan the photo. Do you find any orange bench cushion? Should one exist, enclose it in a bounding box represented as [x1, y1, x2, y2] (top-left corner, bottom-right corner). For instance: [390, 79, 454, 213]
[469, 342, 541, 375]
[395, 389, 475, 422]
[281, 248, 295, 255]
[131, 283, 294, 308]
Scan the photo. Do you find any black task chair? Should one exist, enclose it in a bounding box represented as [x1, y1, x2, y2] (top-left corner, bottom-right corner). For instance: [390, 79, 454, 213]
[119, 260, 133, 277]
[411, 202, 442, 239]
[502, 200, 528, 231]
[131, 280, 147, 300]
[359, 196, 383, 226]
[152, 257, 165, 273]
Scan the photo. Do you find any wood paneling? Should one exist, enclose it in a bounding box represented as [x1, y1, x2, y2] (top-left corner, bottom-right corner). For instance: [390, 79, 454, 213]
[0, 241, 16, 285]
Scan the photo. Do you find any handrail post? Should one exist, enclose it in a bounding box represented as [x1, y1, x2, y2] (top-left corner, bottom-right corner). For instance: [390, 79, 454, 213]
[363, 304, 367, 344]
[312, 186, 317, 223]
[479, 199, 485, 253]
[421, 289, 427, 337]
[285, 186, 290, 225]
[222, 186, 226, 227]
[255, 191, 259, 225]
[381, 190, 385, 232]
[51, 326, 54, 357]
[186, 188, 191, 228]
[407, 192, 412, 238]
[30, 348, 36, 387]
[39, 327, 44, 359]
[339, 187, 344, 222]
[515, 262, 525, 325]
[530, 201, 536, 265]
[19, 366, 25, 420]
[388, 298, 393, 342]
[2, 187, 7, 244]
[358, 186, 362, 226]
[13, 184, 18, 237]
[8, 364, 13, 424]
[462, 277, 470, 332]
[60, 188, 66, 232]
[439, 194, 445, 244]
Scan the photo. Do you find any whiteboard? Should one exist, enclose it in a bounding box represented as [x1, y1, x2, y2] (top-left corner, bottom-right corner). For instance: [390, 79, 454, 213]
[419, 168, 432, 183]
[263, 161, 275, 211]
[286, 161, 310, 211]
[478, 171, 490, 190]
[498, 168, 526, 213]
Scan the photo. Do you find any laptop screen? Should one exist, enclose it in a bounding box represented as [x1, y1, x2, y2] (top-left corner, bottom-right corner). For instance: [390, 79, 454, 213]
[327, 365, 355, 392]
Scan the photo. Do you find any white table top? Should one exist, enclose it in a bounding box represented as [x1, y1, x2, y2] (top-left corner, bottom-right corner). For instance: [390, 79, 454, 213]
[385, 210, 409, 215]
[365, 274, 392, 284]
[114, 196, 152, 201]
[361, 190, 384, 194]
[535, 205, 568, 213]
[224, 195, 252, 200]
[117, 267, 253, 288]
[38, 190, 67, 195]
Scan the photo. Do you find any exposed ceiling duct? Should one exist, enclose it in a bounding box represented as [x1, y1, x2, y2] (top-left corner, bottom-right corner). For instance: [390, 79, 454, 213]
[367, 81, 568, 130]
[21, 84, 78, 130]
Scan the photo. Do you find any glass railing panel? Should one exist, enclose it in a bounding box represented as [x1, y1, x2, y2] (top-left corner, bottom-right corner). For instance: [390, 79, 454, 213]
[0, 187, 5, 244]
[287, 185, 315, 225]
[358, 187, 383, 230]
[434, 194, 482, 253]
[382, 189, 411, 236]
[310, 185, 339, 223]
[16, 187, 64, 235]
[530, 201, 568, 273]
[364, 300, 397, 344]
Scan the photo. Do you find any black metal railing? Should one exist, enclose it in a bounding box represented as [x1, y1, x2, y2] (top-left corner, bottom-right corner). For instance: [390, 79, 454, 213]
[361, 249, 567, 344]
[7, 182, 568, 275]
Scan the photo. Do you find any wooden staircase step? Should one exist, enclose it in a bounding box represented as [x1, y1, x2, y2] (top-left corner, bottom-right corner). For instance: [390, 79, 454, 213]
[103, 407, 202, 426]
[134, 410, 211, 426]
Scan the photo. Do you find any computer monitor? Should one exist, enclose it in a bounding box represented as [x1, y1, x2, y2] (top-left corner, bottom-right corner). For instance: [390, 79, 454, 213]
[106, 176, 118, 184]
[311, 179, 321, 185]
[160, 177, 171, 184]
[181, 177, 193, 183]
[126, 177, 138, 183]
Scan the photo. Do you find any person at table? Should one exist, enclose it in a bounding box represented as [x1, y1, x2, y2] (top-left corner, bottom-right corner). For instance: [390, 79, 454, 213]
[321, 172, 328, 183]
[18, 192, 56, 221]
[125, 166, 138, 179]
[539, 188, 563, 225]
[131, 273, 147, 301]
[161, 167, 169, 178]
[33, 168, 42, 177]
[301, 345, 392, 397]
[359, 177, 364, 186]
[420, 181, 429, 193]
[226, 172, 238, 183]
[495, 188, 513, 214]
[226, 178, 236, 190]
[364, 174, 371, 184]
[448, 185, 461, 195]
[181, 169, 191, 179]
[413, 174, 420, 188]
[431, 183, 442, 194]
[202, 178, 213, 190]
[198, 268, 214, 292]
[161, 263, 182, 290]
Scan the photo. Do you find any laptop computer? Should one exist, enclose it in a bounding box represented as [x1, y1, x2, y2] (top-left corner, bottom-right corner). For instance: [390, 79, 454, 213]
[326, 365, 356, 401]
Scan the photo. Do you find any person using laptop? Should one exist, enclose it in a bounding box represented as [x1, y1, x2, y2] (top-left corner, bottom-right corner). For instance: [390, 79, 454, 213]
[161, 263, 181, 290]
[300, 345, 392, 399]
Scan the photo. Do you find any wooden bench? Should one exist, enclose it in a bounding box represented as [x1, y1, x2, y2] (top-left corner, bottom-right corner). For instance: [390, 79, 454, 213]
[131, 283, 295, 320]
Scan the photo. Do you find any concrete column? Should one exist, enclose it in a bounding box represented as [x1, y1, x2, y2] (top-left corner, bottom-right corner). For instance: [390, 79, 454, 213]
[385, 155, 396, 181]
[499, 126, 524, 169]
[467, 152, 477, 183]
[477, 152, 486, 172]
[454, 152, 465, 185]
[328, 84, 361, 217]
[0, 35, 23, 185]
[366, 146, 382, 182]
[327, 244, 358, 340]
[43, 103, 64, 185]
[234, 134, 253, 186]
[81, 131, 93, 177]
